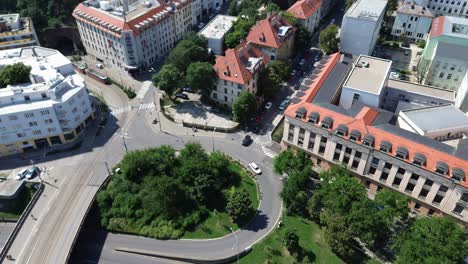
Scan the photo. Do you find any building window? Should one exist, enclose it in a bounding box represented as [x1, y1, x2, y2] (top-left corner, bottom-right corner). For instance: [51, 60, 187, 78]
[428, 209, 435, 216]
[316, 158, 321, 166]
[380, 171, 389, 181]
[439, 72, 445, 78]
[419, 188, 429, 198]
[453, 204, 464, 215]
[405, 182, 415, 193]
[32, 130, 41, 135]
[24, 96, 30, 101]
[461, 193, 468, 202]
[414, 202, 421, 211]
[9, 115, 18, 121]
[392, 175, 402, 187]
[25, 113, 34, 118]
[433, 194, 444, 204]
[41, 110, 50, 115]
[29, 121, 38, 127]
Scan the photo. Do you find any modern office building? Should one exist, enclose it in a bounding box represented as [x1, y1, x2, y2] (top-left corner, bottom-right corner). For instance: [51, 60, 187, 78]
[282, 52, 468, 224]
[421, 16, 468, 111]
[0, 14, 40, 50]
[198, 15, 237, 55]
[288, 0, 322, 34]
[340, 55, 392, 109]
[73, 0, 193, 72]
[212, 42, 268, 107]
[246, 13, 296, 60]
[392, 1, 434, 41]
[191, 0, 224, 25]
[397, 104, 468, 141]
[0, 47, 94, 157]
[340, 0, 387, 56]
[417, 0, 468, 18]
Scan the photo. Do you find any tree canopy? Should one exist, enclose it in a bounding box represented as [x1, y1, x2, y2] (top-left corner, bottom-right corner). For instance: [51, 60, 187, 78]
[224, 18, 256, 49]
[152, 64, 184, 99]
[165, 33, 212, 72]
[185, 62, 217, 99]
[226, 189, 254, 223]
[0, 63, 32, 88]
[393, 217, 468, 264]
[232, 91, 257, 124]
[319, 25, 340, 54]
[97, 144, 254, 239]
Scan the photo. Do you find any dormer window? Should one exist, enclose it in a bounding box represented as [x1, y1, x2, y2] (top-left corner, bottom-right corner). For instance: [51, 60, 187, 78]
[321, 117, 333, 129]
[363, 134, 374, 147]
[379, 140, 392, 153]
[349, 129, 361, 142]
[308, 112, 320, 124]
[336, 124, 348, 137]
[452, 168, 465, 182]
[396, 146, 409, 159]
[295, 107, 307, 119]
[435, 161, 449, 175]
[413, 153, 426, 167]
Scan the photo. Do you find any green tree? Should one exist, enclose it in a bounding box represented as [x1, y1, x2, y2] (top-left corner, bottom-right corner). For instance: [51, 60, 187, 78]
[386, 0, 398, 15]
[295, 25, 313, 52]
[323, 212, 356, 259]
[280, 11, 297, 25]
[318, 25, 340, 54]
[0, 63, 32, 88]
[232, 91, 257, 124]
[185, 62, 217, 99]
[228, 0, 238, 16]
[269, 60, 290, 81]
[166, 35, 211, 72]
[224, 18, 255, 49]
[347, 199, 386, 246]
[393, 217, 468, 264]
[257, 68, 280, 98]
[281, 170, 313, 215]
[152, 64, 184, 99]
[273, 150, 313, 175]
[375, 189, 410, 223]
[283, 228, 300, 254]
[226, 189, 254, 223]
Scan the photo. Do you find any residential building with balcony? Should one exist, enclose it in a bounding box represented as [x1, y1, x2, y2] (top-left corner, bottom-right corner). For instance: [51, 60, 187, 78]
[0, 47, 94, 157]
[421, 16, 468, 111]
[198, 15, 237, 55]
[0, 14, 40, 51]
[392, 1, 435, 41]
[73, 0, 193, 72]
[340, 0, 387, 56]
[282, 52, 468, 224]
[212, 42, 268, 107]
[287, 0, 322, 34]
[246, 13, 296, 60]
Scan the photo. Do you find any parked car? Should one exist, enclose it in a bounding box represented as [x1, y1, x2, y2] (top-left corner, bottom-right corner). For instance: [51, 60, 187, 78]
[182, 87, 193, 93]
[249, 162, 262, 175]
[241, 135, 252, 146]
[175, 93, 189, 100]
[278, 100, 289, 111]
[25, 166, 40, 180]
[265, 102, 273, 110]
[15, 168, 28, 181]
[389, 71, 400, 79]
[95, 63, 104, 69]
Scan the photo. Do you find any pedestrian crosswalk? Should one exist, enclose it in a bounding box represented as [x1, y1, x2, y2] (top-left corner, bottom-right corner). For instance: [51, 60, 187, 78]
[262, 145, 278, 158]
[110, 103, 155, 116]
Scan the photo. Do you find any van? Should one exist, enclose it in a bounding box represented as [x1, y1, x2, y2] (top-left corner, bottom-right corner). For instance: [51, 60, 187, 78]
[15, 168, 28, 180]
[278, 100, 289, 111]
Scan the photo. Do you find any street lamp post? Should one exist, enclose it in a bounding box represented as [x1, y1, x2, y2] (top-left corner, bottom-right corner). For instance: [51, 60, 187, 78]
[229, 227, 239, 264]
[122, 129, 128, 153]
[212, 127, 216, 152]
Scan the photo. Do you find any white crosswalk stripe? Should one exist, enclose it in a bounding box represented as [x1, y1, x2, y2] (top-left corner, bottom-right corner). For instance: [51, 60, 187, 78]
[262, 145, 278, 158]
[111, 103, 154, 116]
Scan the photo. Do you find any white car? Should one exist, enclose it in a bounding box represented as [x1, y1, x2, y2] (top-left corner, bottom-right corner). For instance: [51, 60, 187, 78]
[249, 162, 262, 175]
[265, 102, 273, 110]
[15, 168, 27, 181]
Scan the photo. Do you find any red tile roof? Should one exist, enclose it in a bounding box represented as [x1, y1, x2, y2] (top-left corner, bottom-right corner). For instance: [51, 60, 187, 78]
[246, 13, 296, 49]
[288, 0, 322, 20]
[213, 42, 269, 85]
[284, 52, 468, 187]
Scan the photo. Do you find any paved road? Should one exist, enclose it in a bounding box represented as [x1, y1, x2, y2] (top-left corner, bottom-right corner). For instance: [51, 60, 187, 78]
[0, 222, 15, 251]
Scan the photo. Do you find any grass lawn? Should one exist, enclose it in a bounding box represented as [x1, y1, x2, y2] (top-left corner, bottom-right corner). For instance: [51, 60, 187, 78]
[240, 215, 344, 264]
[182, 163, 259, 239]
[0, 182, 37, 221]
[271, 121, 284, 143]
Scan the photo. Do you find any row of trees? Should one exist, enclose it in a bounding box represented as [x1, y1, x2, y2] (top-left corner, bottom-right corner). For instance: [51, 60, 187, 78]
[274, 150, 467, 263]
[0, 63, 31, 88]
[97, 143, 254, 239]
[152, 33, 217, 100]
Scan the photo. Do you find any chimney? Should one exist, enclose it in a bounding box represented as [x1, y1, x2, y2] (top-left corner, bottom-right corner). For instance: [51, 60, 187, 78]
[224, 66, 230, 76]
[259, 32, 265, 42]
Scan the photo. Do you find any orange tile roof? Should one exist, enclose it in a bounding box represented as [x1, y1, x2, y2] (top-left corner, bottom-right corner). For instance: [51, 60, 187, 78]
[284, 52, 468, 187]
[213, 42, 269, 85]
[246, 13, 297, 49]
[288, 0, 322, 20]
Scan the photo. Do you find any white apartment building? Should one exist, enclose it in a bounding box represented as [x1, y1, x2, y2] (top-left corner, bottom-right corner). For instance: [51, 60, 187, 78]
[0, 14, 40, 50]
[340, 56, 392, 109]
[340, 0, 387, 56]
[392, 1, 435, 41]
[422, 16, 468, 111]
[73, 0, 193, 73]
[417, 0, 468, 17]
[198, 15, 237, 55]
[288, 0, 322, 34]
[212, 42, 268, 107]
[0, 47, 94, 157]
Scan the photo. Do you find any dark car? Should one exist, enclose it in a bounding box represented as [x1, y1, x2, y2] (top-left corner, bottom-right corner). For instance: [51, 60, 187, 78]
[182, 87, 193, 93]
[175, 93, 189, 100]
[242, 135, 252, 146]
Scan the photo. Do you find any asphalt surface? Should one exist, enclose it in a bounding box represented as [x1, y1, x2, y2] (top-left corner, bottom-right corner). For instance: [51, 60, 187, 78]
[0, 222, 15, 251]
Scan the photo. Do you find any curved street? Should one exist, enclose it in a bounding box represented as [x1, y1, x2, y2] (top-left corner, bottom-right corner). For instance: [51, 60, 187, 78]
[2, 80, 284, 264]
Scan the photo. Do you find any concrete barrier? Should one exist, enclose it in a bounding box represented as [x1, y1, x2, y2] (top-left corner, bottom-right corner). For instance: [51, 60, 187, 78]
[181, 121, 239, 133]
[0, 183, 44, 261]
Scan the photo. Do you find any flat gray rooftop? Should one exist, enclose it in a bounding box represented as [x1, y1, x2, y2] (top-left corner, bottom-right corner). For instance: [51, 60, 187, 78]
[400, 104, 468, 133]
[387, 79, 455, 101]
[344, 55, 391, 94]
[0, 177, 24, 199]
[199, 15, 237, 39]
[346, 0, 387, 20]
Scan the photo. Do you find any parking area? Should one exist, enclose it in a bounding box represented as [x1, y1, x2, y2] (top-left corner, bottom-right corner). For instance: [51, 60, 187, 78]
[373, 43, 423, 82]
